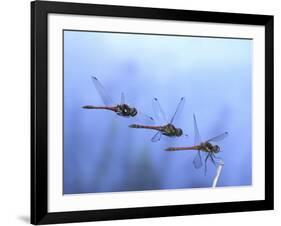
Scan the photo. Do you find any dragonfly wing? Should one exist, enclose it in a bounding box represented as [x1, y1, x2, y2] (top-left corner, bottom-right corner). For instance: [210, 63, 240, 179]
[206, 132, 228, 143]
[170, 97, 185, 124]
[135, 111, 155, 125]
[193, 114, 202, 145]
[193, 151, 203, 169]
[120, 92, 125, 105]
[91, 76, 115, 106]
[151, 131, 162, 142]
[152, 98, 168, 124]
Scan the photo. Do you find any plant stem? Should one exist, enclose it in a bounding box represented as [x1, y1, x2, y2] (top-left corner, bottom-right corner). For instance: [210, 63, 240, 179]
[212, 160, 224, 188]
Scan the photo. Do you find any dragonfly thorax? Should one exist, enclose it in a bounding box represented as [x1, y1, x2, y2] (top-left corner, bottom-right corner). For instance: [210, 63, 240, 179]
[201, 142, 220, 153]
[162, 124, 182, 137]
[117, 104, 137, 117]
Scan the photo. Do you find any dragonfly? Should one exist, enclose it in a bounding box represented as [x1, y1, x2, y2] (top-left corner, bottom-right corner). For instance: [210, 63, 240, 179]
[166, 114, 228, 174]
[82, 76, 153, 122]
[129, 97, 186, 142]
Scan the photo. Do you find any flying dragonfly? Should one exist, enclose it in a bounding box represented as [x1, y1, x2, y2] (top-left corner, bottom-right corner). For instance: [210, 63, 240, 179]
[165, 114, 228, 174]
[129, 97, 186, 142]
[82, 76, 153, 122]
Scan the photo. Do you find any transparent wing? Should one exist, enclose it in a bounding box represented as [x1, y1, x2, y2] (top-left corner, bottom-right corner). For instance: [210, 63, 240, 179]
[206, 132, 228, 143]
[193, 151, 203, 169]
[91, 76, 115, 106]
[120, 92, 125, 105]
[192, 114, 203, 169]
[193, 114, 202, 145]
[134, 111, 155, 125]
[151, 131, 162, 142]
[152, 98, 168, 124]
[170, 97, 185, 124]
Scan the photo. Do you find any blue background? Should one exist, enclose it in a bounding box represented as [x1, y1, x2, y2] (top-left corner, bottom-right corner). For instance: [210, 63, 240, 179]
[63, 30, 252, 194]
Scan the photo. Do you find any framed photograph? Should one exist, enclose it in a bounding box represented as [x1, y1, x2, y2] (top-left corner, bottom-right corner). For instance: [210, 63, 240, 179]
[31, 0, 274, 224]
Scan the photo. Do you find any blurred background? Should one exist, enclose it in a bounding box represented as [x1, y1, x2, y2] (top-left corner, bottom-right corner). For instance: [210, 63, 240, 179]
[63, 30, 252, 194]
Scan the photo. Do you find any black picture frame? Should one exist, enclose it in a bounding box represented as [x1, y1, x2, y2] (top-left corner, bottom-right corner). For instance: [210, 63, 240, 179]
[31, 0, 274, 224]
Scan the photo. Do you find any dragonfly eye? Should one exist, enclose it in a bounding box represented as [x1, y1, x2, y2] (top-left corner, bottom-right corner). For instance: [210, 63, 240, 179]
[176, 128, 183, 137]
[213, 145, 220, 153]
[130, 108, 137, 117]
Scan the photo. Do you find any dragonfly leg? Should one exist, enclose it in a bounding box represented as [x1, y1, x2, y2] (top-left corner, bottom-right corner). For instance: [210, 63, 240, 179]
[212, 155, 222, 161]
[210, 154, 216, 166]
[212, 154, 224, 166]
[204, 154, 210, 175]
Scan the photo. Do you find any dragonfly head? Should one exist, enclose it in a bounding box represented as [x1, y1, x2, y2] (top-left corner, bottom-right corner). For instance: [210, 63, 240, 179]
[175, 128, 183, 137]
[213, 145, 220, 153]
[129, 107, 137, 117]
[120, 104, 137, 117]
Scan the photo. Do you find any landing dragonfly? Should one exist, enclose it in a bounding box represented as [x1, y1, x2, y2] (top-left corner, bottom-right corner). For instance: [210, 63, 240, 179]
[82, 76, 153, 122]
[166, 114, 228, 174]
[129, 97, 186, 142]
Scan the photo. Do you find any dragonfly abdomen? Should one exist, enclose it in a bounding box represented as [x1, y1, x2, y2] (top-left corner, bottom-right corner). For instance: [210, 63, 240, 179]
[82, 105, 117, 112]
[165, 146, 199, 151]
[129, 124, 161, 131]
